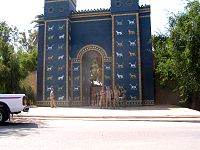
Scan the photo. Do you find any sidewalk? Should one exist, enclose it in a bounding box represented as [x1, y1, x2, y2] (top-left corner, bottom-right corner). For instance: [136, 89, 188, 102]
[20, 105, 200, 120]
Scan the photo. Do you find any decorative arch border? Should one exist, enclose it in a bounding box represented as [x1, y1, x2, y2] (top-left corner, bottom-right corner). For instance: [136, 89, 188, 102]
[77, 45, 108, 60]
[72, 44, 111, 104]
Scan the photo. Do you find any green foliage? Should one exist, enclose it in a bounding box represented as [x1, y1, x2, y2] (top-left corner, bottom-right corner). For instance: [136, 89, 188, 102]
[152, 35, 175, 85]
[19, 30, 38, 52]
[0, 22, 20, 93]
[20, 84, 36, 105]
[0, 21, 38, 94]
[0, 21, 12, 43]
[153, 0, 200, 106]
[18, 49, 38, 73]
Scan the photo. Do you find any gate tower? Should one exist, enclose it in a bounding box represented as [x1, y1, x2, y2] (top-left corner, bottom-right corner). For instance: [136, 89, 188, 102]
[37, 0, 154, 106]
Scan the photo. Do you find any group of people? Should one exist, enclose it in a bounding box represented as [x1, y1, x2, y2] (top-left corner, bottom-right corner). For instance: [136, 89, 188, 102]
[97, 86, 123, 109]
[49, 86, 126, 109]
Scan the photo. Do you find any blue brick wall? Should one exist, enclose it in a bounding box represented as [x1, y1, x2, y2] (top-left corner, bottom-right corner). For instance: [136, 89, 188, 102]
[113, 14, 141, 104]
[111, 0, 139, 13]
[37, 18, 45, 101]
[45, 20, 67, 100]
[71, 20, 112, 58]
[139, 6, 155, 103]
[37, 0, 155, 106]
[44, 0, 76, 19]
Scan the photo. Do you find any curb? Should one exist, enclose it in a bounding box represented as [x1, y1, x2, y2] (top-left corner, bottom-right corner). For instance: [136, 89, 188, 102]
[17, 115, 200, 123]
[19, 115, 200, 119]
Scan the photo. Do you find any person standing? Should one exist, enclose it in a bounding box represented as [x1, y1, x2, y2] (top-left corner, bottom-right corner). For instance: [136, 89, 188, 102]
[106, 86, 112, 109]
[113, 86, 120, 108]
[99, 87, 106, 109]
[96, 91, 100, 107]
[50, 87, 56, 108]
[122, 87, 127, 107]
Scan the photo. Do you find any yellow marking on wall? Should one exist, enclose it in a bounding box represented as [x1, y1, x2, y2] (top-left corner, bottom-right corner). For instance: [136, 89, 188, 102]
[66, 19, 69, 101]
[43, 22, 47, 101]
[111, 15, 115, 91]
[71, 13, 111, 18]
[139, 15, 150, 18]
[46, 18, 67, 23]
[136, 13, 143, 101]
[72, 18, 111, 23]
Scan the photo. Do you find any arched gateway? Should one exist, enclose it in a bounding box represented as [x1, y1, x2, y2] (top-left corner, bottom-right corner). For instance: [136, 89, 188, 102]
[37, 0, 155, 106]
[74, 45, 108, 106]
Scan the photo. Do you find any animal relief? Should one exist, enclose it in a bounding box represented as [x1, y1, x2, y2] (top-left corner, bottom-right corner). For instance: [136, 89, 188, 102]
[117, 74, 124, 79]
[104, 65, 111, 70]
[48, 26, 54, 31]
[129, 40, 136, 46]
[105, 75, 111, 80]
[129, 62, 137, 68]
[116, 52, 123, 57]
[129, 51, 136, 57]
[58, 96, 65, 101]
[47, 76, 53, 81]
[116, 31, 123, 36]
[73, 66, 79, 71]
[58, 66, 64, 71]
[58, 55, 64, 60]
[58, 75, 65, 80]
[116, 41, 123, 47]
[58, 25, 64, 30]
[47, 66, 53, 71]
[73, 86, 80, 92]
[48, 56, 54, 60]
[47, 86, 52, 91]
[59, 34, 65, 39]
[130, 95, 137, 100]
[128, 19, 135, 25]
[116, 63, 124, 69]
[58, 86, 64, 92]
[116, 20, 123, 26]
[130, 84, 137, 90]
[74, 76, 80, 81]
[48, 35, 54, 40]
[58, 44, 64, 50]
[47, 45, 54, 50]
[130, 73, 136, 79]
[128, 29, 135, 35]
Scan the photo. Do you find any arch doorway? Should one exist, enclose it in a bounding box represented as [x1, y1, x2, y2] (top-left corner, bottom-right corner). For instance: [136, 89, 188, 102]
[77, 45, 108, 106]
[82, 51, 102, 105]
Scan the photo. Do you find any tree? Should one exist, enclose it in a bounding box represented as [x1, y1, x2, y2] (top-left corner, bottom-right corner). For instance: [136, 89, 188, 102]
[19, 30, 38, 52]
[0, 21, 37, 94]
[17, 48, 38, 73]
[153, 0, 200, 109]
[17, 15, 39, 72]
[19, 14, 40, 52]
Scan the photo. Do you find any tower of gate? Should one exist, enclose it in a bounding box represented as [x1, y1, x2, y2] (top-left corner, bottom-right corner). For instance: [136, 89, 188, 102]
[111, 0, 154, 105]
[37, 0, 76, 103]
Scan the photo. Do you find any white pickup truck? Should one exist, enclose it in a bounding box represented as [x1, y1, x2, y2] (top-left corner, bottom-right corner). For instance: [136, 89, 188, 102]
[0, 94, 29, 123]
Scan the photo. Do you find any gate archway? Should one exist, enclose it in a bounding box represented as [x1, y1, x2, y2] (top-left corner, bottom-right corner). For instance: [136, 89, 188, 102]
[77, 45, 108, 105]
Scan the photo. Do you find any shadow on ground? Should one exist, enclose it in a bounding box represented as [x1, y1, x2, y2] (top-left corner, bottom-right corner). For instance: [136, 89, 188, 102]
[68, 105, 173, 111]
[0, 118, 46, 137]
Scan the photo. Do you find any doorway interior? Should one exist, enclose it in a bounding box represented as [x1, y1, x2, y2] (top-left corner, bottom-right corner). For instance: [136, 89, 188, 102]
[81, 50, 102, 105]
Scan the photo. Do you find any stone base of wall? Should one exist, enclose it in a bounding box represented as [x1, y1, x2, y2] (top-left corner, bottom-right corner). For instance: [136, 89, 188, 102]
[155, 80, 180, 105]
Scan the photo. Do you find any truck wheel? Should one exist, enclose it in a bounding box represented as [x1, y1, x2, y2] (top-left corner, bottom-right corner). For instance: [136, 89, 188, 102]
[0, 108, 8, 123]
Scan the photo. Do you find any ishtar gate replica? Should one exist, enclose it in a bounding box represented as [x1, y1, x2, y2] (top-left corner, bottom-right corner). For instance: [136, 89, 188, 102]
[37, 0, 155, 106]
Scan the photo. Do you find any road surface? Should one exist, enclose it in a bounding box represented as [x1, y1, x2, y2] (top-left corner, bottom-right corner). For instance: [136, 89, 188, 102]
[0, 117, 200, 150]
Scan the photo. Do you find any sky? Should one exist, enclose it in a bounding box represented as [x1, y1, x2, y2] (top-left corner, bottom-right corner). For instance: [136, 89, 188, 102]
[0, 0, 186, 34]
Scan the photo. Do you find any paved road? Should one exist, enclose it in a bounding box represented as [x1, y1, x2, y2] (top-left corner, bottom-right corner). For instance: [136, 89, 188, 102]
[0, 117, 200, 150]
